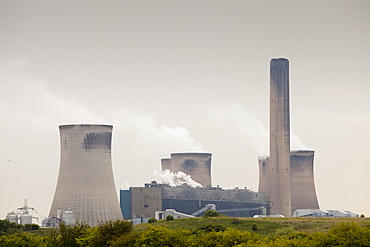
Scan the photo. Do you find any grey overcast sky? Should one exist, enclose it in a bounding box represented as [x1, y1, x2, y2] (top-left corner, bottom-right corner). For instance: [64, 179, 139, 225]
[1, 0, 369, 220]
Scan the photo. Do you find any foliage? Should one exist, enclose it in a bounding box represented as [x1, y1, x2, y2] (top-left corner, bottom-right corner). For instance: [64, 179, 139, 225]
[0, 232, 44, 247]
[25, 224, 40, 231]
[79, 220, 133, 247]
[203, 209, 220, 217]
[0, 220, 25, 236]
[1, 218, 370, 246]
[196, 223, 226, 233]
[135, 226, 190, 247]
[148, 217, 157, 223]
[45, 222, 89, 247]
[166, 215, 174, 221]
[252, 224, 258, 231]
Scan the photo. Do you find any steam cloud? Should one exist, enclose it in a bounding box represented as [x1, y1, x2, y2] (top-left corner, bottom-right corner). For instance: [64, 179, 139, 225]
[154, 169, 203, 188]
[209, 102, 308, 155]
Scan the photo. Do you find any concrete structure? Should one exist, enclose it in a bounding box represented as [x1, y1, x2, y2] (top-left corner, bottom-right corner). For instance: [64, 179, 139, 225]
[49, 124, 123, 226]
[161, 158, 171, 171]
[170, 152, 212, 187]
[259, 151, 320, 215]
[121, 181, 267, 219]
[290, 150, 319, 213]
[269, 58, 292, 216]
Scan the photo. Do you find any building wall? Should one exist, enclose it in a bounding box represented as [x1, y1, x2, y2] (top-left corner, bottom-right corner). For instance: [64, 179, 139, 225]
[120, 190, 131, 219]
[269, 58, 292, 216]
[49, 124, 123, 226]
[170, 153, 212, 187]
[130, 187, 163, 218]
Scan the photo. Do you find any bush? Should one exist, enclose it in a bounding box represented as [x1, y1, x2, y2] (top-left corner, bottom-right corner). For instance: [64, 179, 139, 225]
[197, 223, 226, 233]
[148, 217, 157, 223]
[83, 220, 133, 247]
[25, 224, 40, 231]
[203, 209, 220, 217]
[166, 215, 174, 221]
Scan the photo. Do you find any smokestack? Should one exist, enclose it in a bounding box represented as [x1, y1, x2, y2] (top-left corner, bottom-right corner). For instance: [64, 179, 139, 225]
[49, 124, 123, 226]
[170, 152, 212, 187]
[269, 58, 292, 216]
[290, 150, 319, 214]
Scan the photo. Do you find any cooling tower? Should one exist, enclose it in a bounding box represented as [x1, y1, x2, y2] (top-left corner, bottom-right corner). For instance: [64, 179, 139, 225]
[257, 156, 270, 197]
[161, 158, 172, 172]
[170, 152, 212, 187]
[290, 150, 319, 214]
[49, 124, 123, 226]
[269, 58, 292, 216]
[258, 151, 319, 215]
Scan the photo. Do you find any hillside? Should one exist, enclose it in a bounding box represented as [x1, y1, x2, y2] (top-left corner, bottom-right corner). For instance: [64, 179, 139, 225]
[134, 216, 370, 236]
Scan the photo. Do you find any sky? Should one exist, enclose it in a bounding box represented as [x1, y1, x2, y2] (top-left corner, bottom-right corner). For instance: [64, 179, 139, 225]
[0, 0, 369, 221]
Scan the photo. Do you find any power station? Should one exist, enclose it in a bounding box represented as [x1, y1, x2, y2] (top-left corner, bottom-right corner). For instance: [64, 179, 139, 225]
[5, 58, 342, 225]
[49, 124, 123, 226]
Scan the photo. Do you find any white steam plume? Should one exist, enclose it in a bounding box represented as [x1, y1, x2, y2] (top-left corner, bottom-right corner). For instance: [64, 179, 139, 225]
[154, 169, 203, 188]
[209, 102, 308, 155]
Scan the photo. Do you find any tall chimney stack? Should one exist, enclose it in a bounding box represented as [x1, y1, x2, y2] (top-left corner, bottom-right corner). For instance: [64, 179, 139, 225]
[269, 58, 292, 216]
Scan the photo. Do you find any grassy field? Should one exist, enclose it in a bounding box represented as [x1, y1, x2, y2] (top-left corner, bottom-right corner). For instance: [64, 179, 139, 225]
[134, 216, 370, 236]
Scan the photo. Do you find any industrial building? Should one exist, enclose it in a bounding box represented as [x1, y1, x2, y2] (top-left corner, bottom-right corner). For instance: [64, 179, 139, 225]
[5, 199, 37, 225]
[49, 124, 123, 226]
[120, 181, 268, 220]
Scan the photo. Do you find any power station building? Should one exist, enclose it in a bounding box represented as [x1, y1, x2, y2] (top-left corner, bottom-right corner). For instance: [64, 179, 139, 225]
[49, 124, 123, 226]
[120, 181, 268, 220]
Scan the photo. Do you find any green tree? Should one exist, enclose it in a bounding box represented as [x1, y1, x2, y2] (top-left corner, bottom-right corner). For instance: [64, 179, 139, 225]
[78, 220, 133, 247]
[135, 226, 190, 247]
[25, 224, 40, 231]
[0, 232, 44, 247]
[203, 209, 220, 217]
[148, 217, 157, 223]
[166, 215, 174, 221]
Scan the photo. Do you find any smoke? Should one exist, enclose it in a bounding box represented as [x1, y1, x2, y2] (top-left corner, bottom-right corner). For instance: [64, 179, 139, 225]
[209, 101, 308, 155]
[0, 58, 105, 131]
[154, 169, 203, 188]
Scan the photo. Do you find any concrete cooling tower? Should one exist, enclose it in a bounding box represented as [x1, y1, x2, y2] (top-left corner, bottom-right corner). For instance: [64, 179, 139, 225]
[49, 124, 123, 226]
[290, 150, 319, 214]
[161, 158, 172, 172]
[170, 152, 212, 187]
[258, 151, 319, 215]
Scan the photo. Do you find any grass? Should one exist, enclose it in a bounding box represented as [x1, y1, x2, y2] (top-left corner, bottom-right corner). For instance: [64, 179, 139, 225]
[134, 216, 370, 236]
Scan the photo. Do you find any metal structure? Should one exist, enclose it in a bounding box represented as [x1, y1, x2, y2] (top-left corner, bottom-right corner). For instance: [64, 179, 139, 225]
[170, 152, 212, 187]
[49, 124, 123, 226]
[268, 58, 292, 216]
[5, 199, 39, 225]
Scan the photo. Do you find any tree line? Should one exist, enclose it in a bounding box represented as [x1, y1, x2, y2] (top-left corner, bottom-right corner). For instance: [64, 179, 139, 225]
[0, 218, 369, 246]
